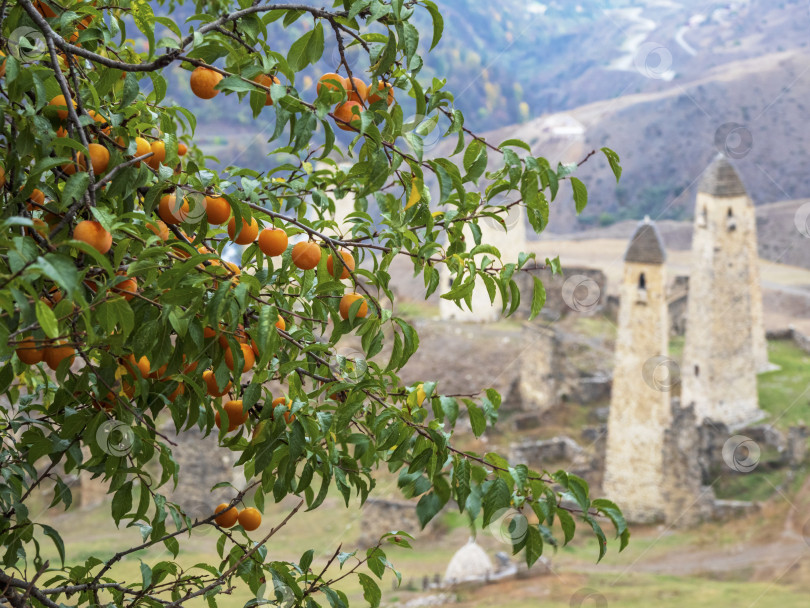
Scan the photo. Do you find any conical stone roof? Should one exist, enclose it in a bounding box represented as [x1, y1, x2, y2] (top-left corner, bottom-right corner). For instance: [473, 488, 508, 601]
[624, 216, 666, 265]
[698, 154, 747, 197]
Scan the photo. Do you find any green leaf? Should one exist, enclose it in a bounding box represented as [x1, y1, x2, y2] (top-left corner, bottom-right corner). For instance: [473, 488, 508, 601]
[422, 0, 444, 50]
[601, 147, 622, 182]
[40, 524, 65, 566]
[557, 509, 576, 545]
[525, 525, 543, 567]
[62, 172, 91, 206]
[571, 177, 588, 215]
[287, 23, 325, 71]
[467, 403, 486, 437]
[357, 573, 381, 608]
[35, 299, 59, 338]
[415, 492, 441, 528]
[529, 276, 546, 321]
[482, 478, 510, 527]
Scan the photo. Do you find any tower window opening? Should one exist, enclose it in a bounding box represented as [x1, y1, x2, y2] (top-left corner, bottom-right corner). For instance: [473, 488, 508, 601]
[638, 273, 646, 289]
[694, 365, 700, 377]
[726, 207, 737, 231]
[698, 206, 708, 227]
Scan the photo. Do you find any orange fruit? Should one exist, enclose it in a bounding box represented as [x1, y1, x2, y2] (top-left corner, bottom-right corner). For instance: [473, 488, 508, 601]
[224, 343, 255, 374]
[61, 156, 86, 176]
[182, 356, 199, 375]
[123, 354, 151, 378]
[43, 342, 75, 370]
[77, 13, 93, 31]
[344, 77, 367, 103]
[215, 399, 248, 431]
[0, 166, 5, 187]
[190, 66, 223, 99]
[254, 74, 280, 105]
[317, 72, 345, 96]
[0, 52, 5, 78]
[86, 143, 110, 174]
[49, 94, 75, 119]
[271, 396, 295, 423]
[334, 101, 363, 131]
[92, 392, 115, 412]
[257, 228, 288, 257]
[158, 194, 189, 225]
[227, 216, 259, 245]
[35, 1, 57, 18]
[218, 325, 248, 347]
[178, 142, 188, 156]
[113, 276, 137, 301]
[214, 503, 238, 528]
[16, 337, 44, 365]
[55, 126, 68, 138]
[238, 507, 261, 531]
[25, 188, 45, 210]
[203, 370, 231, 397]
[168, 382, 185, 401]
[146, 220, 170, 241]
[327, 250, 355, 279]
[147, 140, 166, 170]
[205, 196, 230, 225]
[74, 220, 112, 254]
[276, 315, 286, 331]
[88, 110, 110, 135]
[133, 137, 152, 165]
[291, 241, 321, 270]
[29, 218, 48, 238]
[339, 292, 368, 320]
[149, 362, 168, 380]
[368, 80, 394, 105]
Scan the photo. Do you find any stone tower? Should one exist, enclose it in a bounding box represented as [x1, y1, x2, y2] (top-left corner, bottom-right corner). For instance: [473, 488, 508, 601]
[439, 205, 527, 322]
[603, 218, 671, 523]
[680, 155, 767, 428]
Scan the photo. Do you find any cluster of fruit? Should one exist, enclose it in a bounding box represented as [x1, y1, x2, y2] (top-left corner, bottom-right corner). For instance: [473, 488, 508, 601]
[316, 72, 395, 131]
[213, 503, 262, 533]
[187, 65, 395, 133]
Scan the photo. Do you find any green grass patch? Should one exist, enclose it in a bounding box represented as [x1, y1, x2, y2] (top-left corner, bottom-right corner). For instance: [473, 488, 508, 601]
[759, 340, 810, 430]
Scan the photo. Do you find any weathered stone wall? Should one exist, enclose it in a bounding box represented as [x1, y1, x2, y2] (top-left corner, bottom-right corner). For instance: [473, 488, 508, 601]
[661, 399, 715, 527]
[681, 191, 764, 427]
[516, 326, 558, 415]
[603, 260, 671, 523]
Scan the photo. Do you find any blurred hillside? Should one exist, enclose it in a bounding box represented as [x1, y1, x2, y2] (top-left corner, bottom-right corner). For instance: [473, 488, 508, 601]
[156, 0, 810, 230]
